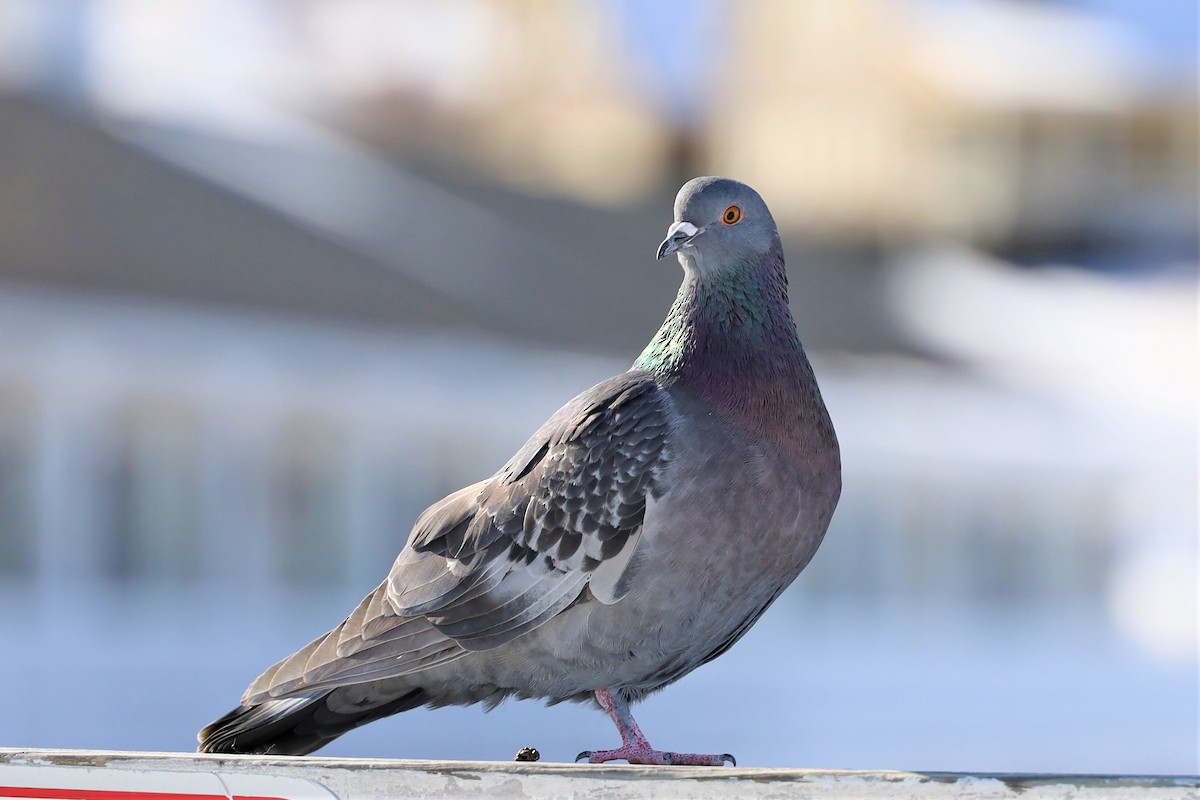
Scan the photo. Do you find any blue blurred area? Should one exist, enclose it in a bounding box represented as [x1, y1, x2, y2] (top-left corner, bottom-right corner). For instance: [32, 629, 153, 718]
[1064, 0, 1198, 68]
[0, 0, 1195, 774]
[614, 0, 724, 123]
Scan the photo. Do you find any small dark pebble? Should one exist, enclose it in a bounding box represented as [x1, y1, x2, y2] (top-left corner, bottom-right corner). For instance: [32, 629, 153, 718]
[514, 746, 541, 762]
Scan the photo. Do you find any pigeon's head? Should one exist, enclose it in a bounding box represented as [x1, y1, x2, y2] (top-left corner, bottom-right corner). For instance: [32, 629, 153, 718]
[657, 177, 780, 276]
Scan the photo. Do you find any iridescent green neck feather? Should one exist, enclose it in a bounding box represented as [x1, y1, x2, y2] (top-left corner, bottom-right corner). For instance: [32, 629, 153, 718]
[636, 247, 799, 383]
[635, 245, 833, 447]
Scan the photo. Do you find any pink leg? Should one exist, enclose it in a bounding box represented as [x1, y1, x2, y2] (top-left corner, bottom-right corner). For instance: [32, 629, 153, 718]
[575, 689, 735, 766]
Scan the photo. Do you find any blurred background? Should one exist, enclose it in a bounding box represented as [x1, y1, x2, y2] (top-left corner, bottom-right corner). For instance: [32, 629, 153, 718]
[0, 0, 1196, 774]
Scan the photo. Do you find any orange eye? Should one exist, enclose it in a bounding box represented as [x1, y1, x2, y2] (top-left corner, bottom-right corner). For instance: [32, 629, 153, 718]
[721, 205, 742, 225]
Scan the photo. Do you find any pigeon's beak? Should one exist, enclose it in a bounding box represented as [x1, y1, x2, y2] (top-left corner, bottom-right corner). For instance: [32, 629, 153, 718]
[657, 221, 702, 260]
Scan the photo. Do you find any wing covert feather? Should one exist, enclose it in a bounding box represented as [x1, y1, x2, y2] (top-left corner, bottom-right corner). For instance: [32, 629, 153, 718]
[390, 370, 671, 646]
[242, 370, 672, 702]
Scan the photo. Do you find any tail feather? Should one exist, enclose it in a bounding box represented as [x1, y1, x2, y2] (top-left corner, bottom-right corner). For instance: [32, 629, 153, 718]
[197, 687, 427, 755]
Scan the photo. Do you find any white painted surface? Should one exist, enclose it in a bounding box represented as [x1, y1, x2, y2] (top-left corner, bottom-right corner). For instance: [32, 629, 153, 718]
[0, 749, 1195, 800]
[0, 761, 335, 799]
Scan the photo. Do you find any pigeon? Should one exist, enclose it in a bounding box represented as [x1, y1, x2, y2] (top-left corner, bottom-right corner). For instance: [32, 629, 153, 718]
[198, 176, 841, 765]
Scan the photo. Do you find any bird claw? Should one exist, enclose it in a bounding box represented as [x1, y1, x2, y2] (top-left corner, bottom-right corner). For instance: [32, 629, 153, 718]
[575, 746, 736, 766]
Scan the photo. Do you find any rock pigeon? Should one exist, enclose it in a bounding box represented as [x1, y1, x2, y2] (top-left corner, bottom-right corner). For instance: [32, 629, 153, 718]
[198, 176, 841, 765]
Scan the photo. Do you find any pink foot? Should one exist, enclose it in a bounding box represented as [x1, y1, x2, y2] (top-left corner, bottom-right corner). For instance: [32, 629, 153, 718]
[576, 744, 735, 766]
[576, 688, 736, 767]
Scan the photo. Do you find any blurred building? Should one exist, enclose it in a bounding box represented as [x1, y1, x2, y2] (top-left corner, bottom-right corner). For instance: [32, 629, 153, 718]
[6, 1, 1192, 248]
[0, 92, 1154, 626]
[706, 0, 1198, 247]
[0, 0, 1194, 706]
[315, 0, 1198, 249]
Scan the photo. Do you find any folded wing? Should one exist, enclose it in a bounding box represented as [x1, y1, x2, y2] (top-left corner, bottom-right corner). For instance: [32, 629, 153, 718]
[245, 370, 672, 704]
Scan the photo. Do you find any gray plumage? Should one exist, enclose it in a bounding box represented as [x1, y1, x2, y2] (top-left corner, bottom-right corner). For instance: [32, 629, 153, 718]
[198, 177, 841, 758]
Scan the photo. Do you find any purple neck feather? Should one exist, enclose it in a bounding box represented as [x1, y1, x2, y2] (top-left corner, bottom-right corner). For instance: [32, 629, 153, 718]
[635, 244, 830, 442]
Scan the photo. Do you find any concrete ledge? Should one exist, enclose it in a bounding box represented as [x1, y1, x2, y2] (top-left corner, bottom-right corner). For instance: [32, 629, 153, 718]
[1, 748, 1196, 799]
